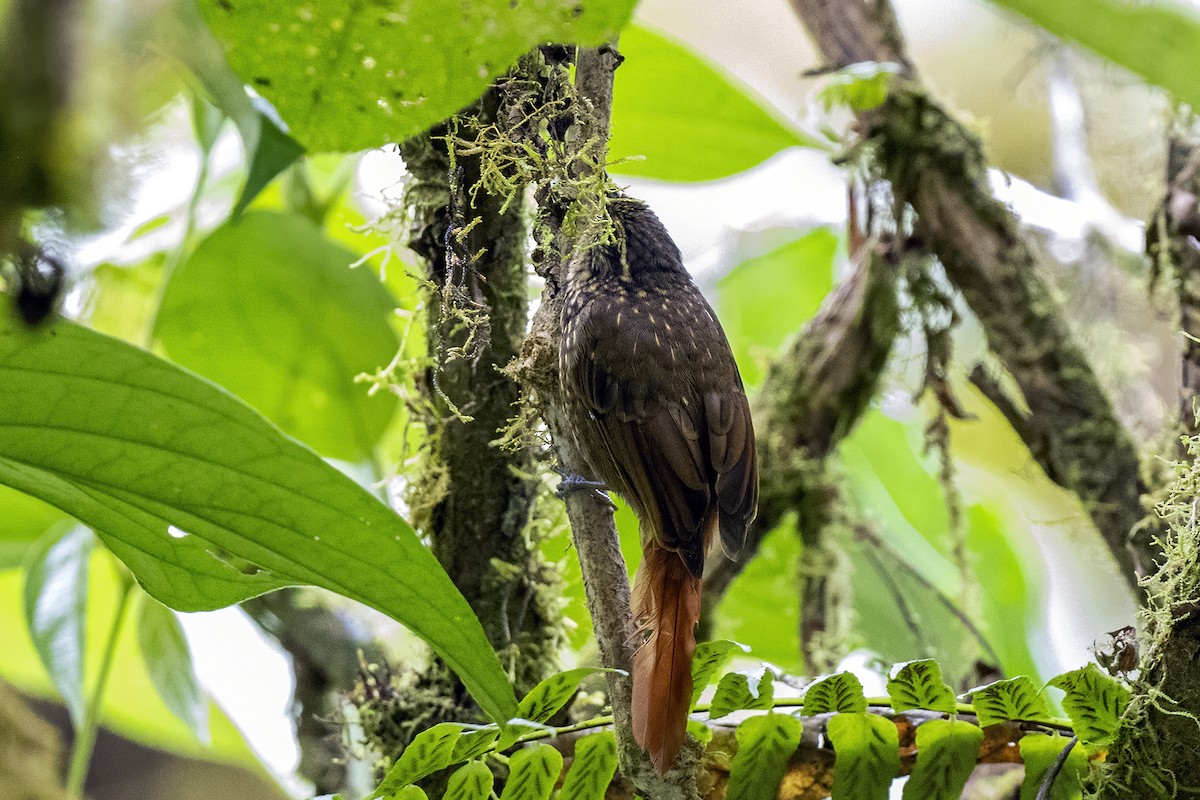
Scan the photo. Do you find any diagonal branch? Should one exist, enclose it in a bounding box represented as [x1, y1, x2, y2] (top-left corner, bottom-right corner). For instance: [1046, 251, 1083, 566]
[787, 0, 1155, 588]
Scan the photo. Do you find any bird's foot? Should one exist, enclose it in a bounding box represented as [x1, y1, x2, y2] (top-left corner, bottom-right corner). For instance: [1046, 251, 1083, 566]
[554, 472, 617, 511]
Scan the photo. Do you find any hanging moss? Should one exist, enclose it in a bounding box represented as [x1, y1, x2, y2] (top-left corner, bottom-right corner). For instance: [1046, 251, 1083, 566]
[1097, 437, 1200, 798]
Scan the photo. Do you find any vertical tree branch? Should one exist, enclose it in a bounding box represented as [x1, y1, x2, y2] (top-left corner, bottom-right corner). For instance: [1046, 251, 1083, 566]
[0, 0, 79, 253]
[382, 88, 562, 737]
[1149, 128, 1200, 433]
[1101, 120, 1200, 799]
[242, 590, 384, 794]
[515, 43, 698, 798]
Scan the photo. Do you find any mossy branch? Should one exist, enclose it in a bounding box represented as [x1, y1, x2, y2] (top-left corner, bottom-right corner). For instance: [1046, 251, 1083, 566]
[1148, 124, 1200, 435]
[1099, 122, 1200, 798]
[372, 84, 563, 749]
[787, 0, 1154, 590]
[510, 43, 698, 798]
[487, 699, 1071, 800]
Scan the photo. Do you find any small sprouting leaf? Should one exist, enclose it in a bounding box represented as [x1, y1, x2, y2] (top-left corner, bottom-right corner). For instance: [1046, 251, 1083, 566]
[124, 214, 173, 244]
[498, 744, 563, 800]
[971, 677, 1050, 726]
[1047, 663, 1130, 749]
[1019, 734, 1086, 800]
[902, 718, 983, 800]
[559, 731, 617, 800]
[517, 667, 611, 725]
[709, 667, 775, 718]
[444, 761, 494, 800]
[452, 726, 500, 762]
[22, 526, 92, 726]
[233, 103, 305, 218]
[984, 0, 1200, 118]
[373, 723, 465, 794]
[803, 672, 867, 715]
[691, 640, 750, 707]
[827, 713, 900, 800]
[727, 712, 802, 800]
[817, 61, 904, 112]
[137, 596, 209, 743]
[887, 659, 957, 714]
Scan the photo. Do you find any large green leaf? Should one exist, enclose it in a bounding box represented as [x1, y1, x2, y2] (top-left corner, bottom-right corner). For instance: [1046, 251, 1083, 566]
[559, 732, 617, 800]
[373, 723, 467, 794]
[690, 639, 750, 707]
[971, 677, 1050, 727]
[0, 486, 68, 568]
[201, 0, 637, 152]
[609, 26, 816, 181]
[155, 211, 399, 462]
[452, 727, 501, 762]
[802, 672, 867, 716]
[0, 315, 517, 723]
[708, 667, 775, 719]
[841, 403, 1045, 683]
[886, 659, 956, 714]
[985, 0, 1200, 110]
[22, 526, 92, 726]
[515, 667, 612, 725]
[710, 521, 802, 673]
[498, 744, 563, 800]
[444, 761, 495, 800]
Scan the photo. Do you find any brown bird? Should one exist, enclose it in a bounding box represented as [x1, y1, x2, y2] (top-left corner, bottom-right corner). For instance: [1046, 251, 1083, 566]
[559, 198, 758, 772]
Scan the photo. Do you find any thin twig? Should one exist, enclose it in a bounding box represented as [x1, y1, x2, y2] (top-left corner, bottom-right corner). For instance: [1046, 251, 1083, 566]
[853, 523, 1001, 667]
[1036, 735, 1078, 800]
[860, 534, 934, 656]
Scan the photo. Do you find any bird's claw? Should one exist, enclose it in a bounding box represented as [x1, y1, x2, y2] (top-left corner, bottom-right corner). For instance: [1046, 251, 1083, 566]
[555, 473, 617, 511]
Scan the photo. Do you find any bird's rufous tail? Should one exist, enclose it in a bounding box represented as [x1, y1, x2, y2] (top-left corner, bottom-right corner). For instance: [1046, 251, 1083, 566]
[631, 543, 701, 773]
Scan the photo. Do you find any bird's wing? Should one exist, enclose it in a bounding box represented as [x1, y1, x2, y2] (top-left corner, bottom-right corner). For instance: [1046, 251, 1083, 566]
[567, 294, 756, 576]
[704, 385, 758, 559]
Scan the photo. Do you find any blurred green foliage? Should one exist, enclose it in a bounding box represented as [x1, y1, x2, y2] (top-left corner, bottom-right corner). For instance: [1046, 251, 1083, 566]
[0, 547, 260, 767]
[0, 0, 1158, 790]
[155, 210, 400, 462]
[608, 25, 819, 181]
[987, 0, 1200, 111]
